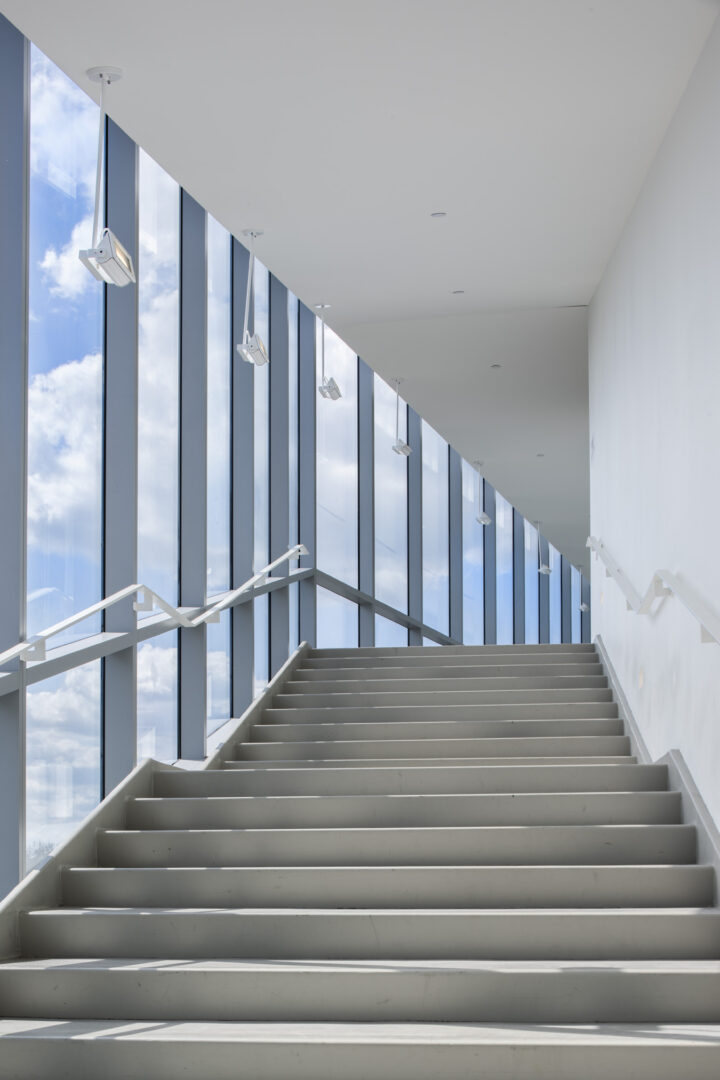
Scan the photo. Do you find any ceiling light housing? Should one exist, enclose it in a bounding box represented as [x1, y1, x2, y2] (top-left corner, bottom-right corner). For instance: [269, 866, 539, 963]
[476, 510, 492, 527]
[579, 602, 590, 612]
[538, 564, 552, 575]
[319, 375, 341, 400]
[237, 333, 269, 366]
[393, 438, 411, 457]
[79, 227, 135, 286]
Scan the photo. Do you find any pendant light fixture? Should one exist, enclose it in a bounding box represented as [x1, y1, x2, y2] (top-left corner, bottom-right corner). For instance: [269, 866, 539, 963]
[236, 230, 269, 365]
[392, 378, 411, 456]
[472, 461, 491, 525]
[316, 304, 341, 400]
[536, 521, 552, 575]
[79, 67, 136, 286]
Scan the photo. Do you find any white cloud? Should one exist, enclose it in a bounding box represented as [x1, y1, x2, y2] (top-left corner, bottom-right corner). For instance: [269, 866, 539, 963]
[40, 214, 95, 301]
[30, 49, 97, 204]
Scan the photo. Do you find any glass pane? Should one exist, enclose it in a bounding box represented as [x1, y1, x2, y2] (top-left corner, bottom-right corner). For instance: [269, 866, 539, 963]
[207, 611, 231, 735]
[316, 588, 358, 648]
[137, 149, 180, 759]
[374, 375, 408, 612]
[375, 614, 408, 647]
[316, 323, 358, 586]
[496, 493, 514, 644]
[549, 543, 562, 644]
[207, 215, 231, 596]
[137, 634, 178, 761]
[423, 637, 441, 647]
[26, 660, 101, 870]
[27, 46, 103, 645]
[422, 421, 449, 634]
[524, 520, 539, 644]
[462, 461, 484, 644]
[571, 566, 582, 643]
[288, 293, 300, 654]
[253, 261, 270, 692]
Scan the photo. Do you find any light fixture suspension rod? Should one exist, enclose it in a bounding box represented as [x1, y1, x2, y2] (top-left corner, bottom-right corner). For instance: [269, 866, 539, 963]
[536, 520, 541, 571]
[321, 309, 326, 382]
[395, 380, 401, 443]
[92, 74, 107, 249]
[242, 234, 256, 345]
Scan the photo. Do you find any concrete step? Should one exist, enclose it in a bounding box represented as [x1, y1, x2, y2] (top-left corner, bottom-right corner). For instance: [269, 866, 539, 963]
[62, 864, 715, 911]
[3, 958, 720, 1024]
[272, 688, 614, 709]
[97, 823, 696, 868]
[251, 718, 624, 743]
[286, 673, 609, 693]
[125, 791, 681, 831]
[262, 702, 620, 723]
[1, 1020, 718, 1080]
[295, 661, 605, 681]
[303, 653, 598, 672]
[223, 754, 638, 770]
[154, 762, 668, 798]
[311, 644, 598, 658]
[237, 734, 632, 761]
[19, 907, 720, 960]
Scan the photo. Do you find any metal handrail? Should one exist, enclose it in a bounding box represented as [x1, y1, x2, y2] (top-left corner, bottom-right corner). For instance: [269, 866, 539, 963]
[0, 544, 308, 667]
[587, 536, 720, 646]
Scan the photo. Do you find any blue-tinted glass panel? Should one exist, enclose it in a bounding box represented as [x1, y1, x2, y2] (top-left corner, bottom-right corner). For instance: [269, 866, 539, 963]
[524, 519, 539, 644]
[27, 46, 103, 644]
[26, 660, 101, 870]
[316, 588, 358, 649]
[549, 543, 562, 644]
[207, 215, 231, 595]
[374, 614, 408, 647]
[288, 293, 300, 653]
[253, 261, 270, 692]
[136, 149, 180, 758]
[496, 493, 514, 644]
[422, 421, 449, 634]
[316, 324, 358, 586]
[374, 375, 408, 612]
[571, 565, 582, 643]
[207, 611, 231, 735]
[462, 461, 484, 644]
[423, 637, 441, 647]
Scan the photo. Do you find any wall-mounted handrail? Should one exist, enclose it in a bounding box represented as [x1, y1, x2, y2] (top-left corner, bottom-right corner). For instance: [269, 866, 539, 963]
[0, 544, 308, 668]
[587, 536, 720, 646]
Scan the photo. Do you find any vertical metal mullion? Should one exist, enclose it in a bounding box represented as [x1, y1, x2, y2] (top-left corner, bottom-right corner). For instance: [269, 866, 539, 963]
[298, 302, 316, 646]
[538, 535, 550, 643]
[102, 120, 139, 794]
[231, 239, 254, 715]
[407, 409, 422, 645]
[483, 481, 497, 645]
[358, 360, 374, 646]
[269, 273, 289, 675]
[581, 576, 591, 644]
[512, 509, 525, 644]
[449, 448, 462, 642]
[0, 16, 28, 895]
[561, 555, 572, 643]
[178, 191, 207, 758]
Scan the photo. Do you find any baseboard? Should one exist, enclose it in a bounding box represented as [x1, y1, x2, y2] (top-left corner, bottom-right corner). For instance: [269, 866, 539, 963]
[595, 633, 720, 904]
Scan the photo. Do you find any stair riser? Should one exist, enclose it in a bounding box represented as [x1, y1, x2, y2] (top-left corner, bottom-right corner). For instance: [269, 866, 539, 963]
[20, 911, 720, 961]
[296, 663, 605, 680]
[62, 865, 715, 910]
[312, 645, 597, 658]
[252, 719, 624, 743]
[288, 675, 608, 693]
[238, 735, 632, 761]
[273, 689, 614, 709]
[4, 968, 720, 1024]
[263, 703, 620, 722]
[153, 763, 668, 798]
[304, 655, 597, 671]
[224, 755, 638, 770]
[2, 1033, 718, 1080]
[97, 825, 696, 868]
[126, 792, 682, 831]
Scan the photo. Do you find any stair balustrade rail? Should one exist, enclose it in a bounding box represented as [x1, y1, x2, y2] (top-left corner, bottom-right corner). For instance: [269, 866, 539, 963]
[586, 536, 720, 646]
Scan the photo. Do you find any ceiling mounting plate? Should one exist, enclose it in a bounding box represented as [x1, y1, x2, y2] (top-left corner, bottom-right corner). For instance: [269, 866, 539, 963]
[87, 66, 124, 84]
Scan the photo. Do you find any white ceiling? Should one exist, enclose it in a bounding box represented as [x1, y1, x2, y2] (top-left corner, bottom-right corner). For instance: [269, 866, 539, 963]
[3, 0, 717, 573]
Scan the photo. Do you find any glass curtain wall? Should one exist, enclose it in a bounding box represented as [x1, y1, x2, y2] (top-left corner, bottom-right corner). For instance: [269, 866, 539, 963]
[316, 587, 359, 648]
[288, 293, 300, 652]
[496, 493, 514, 644]
[25, 47, 103, 866]
[524, 519, 540, 644]
[462, 462, 484, 644]
[549, 543, 562, 644]
[571, 565, 582, 643]
[136, 149, 180, 761]
[422, 421, 449, 634]
[206, 216, 232, 734]
[374, 375, 408, 612]
[253, 261, 270, 694]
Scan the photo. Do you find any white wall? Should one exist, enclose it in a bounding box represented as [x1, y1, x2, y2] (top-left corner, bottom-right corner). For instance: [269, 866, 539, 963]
[589, 16, 720, 826]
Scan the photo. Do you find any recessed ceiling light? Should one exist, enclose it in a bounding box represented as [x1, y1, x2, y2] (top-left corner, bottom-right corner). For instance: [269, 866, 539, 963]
[536, 452, 545, 458]
[452, 289, 465, 295]
[430, 211, 447, 218]
[490, 363, 501, 369]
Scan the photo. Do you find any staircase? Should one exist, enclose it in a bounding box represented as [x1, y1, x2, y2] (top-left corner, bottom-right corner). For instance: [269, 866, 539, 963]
[1, 642, 719, 1077]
